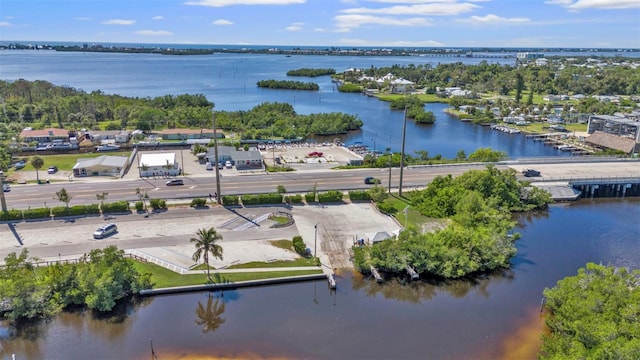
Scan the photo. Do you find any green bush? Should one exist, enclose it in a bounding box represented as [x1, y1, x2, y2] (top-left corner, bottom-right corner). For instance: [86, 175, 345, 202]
[149, 198, 166, 210]
[101, 201, 130, 213]
[23, 207, 51, 220]
[317, 190, 343, 203]
[285, 194, 303, 204]
[292, 235, 307, 256]
[222, 195, 240, 206]
[134, 201, 144, 212]
[338, 83, 362, 93]
[190, 198, 207, 207]
[305, 192, 316, 203]
[349, 190, 371, 201]
[51, 204, 99, 217]
[241, 193, 283, 205]
[0, 209, 23, 221]
[277, 185, 287, 194]
[377, 202, 397, 214]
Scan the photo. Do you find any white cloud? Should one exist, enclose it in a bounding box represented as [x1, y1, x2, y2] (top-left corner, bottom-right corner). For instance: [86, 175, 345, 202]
[314, 27, 326, 32]
[341, 2, 479, 16]
[184, 0, 305, 7]
[212, 19, 234, 25]
[102, 19, 136, 25]
[337, 37, 445, 47]
[0, 21, 12, 27]
[152, 16, 164, 20]
[285, 25, 303, 31]
[335, 14, 433, 30]
[546, 0, 640, 9]
[134, 30, 174, 36]
[458, 14, 530, 24]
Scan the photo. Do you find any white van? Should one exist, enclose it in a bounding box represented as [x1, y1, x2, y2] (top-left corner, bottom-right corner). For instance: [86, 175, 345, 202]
[206, 162, 213, 170]
[93, 223, 118, 239]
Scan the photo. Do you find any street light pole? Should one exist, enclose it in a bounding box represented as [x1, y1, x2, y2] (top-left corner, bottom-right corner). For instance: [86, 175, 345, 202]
[386, 148, 392, 194]
[399, 106, 407, 197]
[0, 171, 7, 213]
[212, 109, 222, 204]
[314, 222, 320, 257]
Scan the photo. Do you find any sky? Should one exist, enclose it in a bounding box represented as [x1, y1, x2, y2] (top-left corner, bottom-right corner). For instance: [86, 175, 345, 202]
[1, 0, 639, 48]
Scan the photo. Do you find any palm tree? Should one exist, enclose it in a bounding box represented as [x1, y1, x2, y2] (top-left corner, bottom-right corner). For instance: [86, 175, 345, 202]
[30, 155, 44, 183]
[191, 227, 223, 281]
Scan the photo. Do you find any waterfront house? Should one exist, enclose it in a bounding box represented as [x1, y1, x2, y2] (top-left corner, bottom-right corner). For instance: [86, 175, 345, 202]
[160, 128, 224, 141]
[20, 128, 69, 144]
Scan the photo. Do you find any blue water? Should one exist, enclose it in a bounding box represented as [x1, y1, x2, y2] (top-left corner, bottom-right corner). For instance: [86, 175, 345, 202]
[1, 50, 568, 158]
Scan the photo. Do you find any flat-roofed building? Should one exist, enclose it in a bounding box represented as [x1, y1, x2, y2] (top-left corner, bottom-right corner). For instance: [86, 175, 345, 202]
[587, 115, 640, 143]
[138, 153, 181, 177]
[72, 155, 129, 177]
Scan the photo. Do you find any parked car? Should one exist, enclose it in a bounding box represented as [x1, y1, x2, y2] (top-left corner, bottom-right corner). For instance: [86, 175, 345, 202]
[2, 184, 9, 192]
[308, 151, 324, 157]
[364, 176, 381, 185]
[93, 223, 117, 239]
[522, 169, 541, 177]
[166, 179, 184, 186]
[225, 160, 233, 169]
[48, 165, 58, 174]
[218, 162, 224, 169]
[205, 162, 213, 171]
[14, 161, 25, 170]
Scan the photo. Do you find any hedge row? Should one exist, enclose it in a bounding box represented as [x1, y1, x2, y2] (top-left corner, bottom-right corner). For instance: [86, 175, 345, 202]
[348, 190, 371, 201]
[241, 193, 283, 205]
[101, 201, 130, 213]
[318, 190, 344, 203]
[285, 194, 303, 204]
[51, 204, 100, 217]
[222, 195, 240, 206]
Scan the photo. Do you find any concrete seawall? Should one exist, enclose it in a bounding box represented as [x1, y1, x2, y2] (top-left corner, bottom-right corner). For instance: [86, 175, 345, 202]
[139, 273, 327, 296]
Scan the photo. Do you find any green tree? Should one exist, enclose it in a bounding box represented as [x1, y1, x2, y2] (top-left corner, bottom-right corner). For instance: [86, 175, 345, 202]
[55, 187, 72, 207]
[191, 227, 224, 281]
[515, 72, 524, 104]
[30, 155, 44, 183]
[541, 263, 640, 359]
[76, 246, 152, 311]
[96, 192, 108, 210]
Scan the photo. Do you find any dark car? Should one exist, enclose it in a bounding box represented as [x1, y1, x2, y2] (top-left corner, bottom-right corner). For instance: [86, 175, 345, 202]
[166, 179, 184, 186]
[48, 165, 58, 174]
[364, 176, 381, 185]
[522, 169, 541, 177]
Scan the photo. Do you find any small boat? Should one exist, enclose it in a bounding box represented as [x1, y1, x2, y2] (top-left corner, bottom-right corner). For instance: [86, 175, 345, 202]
[96, 144, 121, 152]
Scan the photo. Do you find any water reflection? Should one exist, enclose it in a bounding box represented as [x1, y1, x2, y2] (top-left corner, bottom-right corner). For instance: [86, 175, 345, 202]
[350, 268, 517, 303]
[194, 293, 226, 333]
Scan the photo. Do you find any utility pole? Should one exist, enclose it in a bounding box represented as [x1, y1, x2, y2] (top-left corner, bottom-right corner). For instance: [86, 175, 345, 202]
[212, 109, 222, 204]
[399, 106, 407, 197]
[386, 148, 392, 194]
[0, 171, 7, 213]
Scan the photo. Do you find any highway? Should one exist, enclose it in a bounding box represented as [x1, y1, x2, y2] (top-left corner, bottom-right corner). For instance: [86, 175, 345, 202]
[3, 160, 640, 210]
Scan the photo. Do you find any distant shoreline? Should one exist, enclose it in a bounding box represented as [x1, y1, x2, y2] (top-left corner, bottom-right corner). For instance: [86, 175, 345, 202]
[2, 42, 639, 57]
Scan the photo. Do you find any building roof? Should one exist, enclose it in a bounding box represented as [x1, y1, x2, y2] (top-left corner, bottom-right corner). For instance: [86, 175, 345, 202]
[368, 231, 393, 243]
[20, 128, 69, 138]
[585, 131, 636, 153]
[206, 146, 262, 161]
[73, 155, 128, 169]
[139, 153, 176, 167]
[160, 128, 217, 135]
[590, 115, 639, 126]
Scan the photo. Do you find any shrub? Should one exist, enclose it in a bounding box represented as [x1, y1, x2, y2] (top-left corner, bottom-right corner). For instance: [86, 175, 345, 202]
[349, 190, 371, 201]
[292, 235, 307, 256]
[241, 193, 283, 205]
[377, 202, 397, 214]
[101, 201, 130, 213]
[222, 195, 240, 206]
[190, 198, 208, 208]
[285, 194, 303, 204]
[317, 190, 343, 203]
[149, 198, 166, 210]
[50, 204, 99, 217]
[134, 201, 144, 212]
[22, 207, 51, 220]
[0, 209, 23, 221]
[277, 185, 287, 194]
[305, 192, 316, 203]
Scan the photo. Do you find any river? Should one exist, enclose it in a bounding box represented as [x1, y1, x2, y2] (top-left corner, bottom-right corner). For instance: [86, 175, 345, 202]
[1, 198, 638, 359]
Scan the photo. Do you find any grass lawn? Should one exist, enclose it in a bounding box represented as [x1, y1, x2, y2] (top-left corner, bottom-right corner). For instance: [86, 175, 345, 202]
[513, 122, 587, 134]
[381, 194, 448, 230]
[376, 93, 446, 104]
[132, 261, 322, 288]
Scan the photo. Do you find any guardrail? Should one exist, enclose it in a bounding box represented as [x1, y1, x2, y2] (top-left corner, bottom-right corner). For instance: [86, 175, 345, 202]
[527, 176, 640, 185]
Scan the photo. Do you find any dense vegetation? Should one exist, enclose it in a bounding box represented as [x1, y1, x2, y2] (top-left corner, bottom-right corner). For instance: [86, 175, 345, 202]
[214, 102, 362, 138]
[286, 68, 336, 77]
[0, 246, 151, 322]
[256, 79, 319, 90]
[540, 263, 640, 359]
[353, 166, 552, 278]
[389, 95, 436, 124]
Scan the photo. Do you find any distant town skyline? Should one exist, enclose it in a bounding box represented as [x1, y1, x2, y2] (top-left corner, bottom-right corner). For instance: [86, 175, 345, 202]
[1, 0, 639, 49]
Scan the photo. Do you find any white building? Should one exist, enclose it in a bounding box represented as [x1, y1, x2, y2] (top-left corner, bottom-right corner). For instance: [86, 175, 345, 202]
[138, 153, 181, 177]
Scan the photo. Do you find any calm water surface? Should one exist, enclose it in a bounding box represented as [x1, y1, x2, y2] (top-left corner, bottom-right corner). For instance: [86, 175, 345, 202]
[1, 50, 568, 158]
[1, 198, 638, 359]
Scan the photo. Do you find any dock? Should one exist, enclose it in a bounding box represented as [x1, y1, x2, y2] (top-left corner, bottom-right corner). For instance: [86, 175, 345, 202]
[406, 265, 419, 281]
[370, 266, 384, 283]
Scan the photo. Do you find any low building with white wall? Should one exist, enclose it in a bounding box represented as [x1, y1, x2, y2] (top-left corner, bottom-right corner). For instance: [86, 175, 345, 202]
[138, 153, 181, 177]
